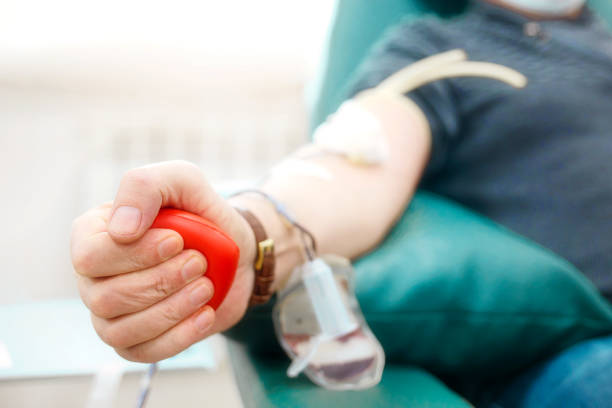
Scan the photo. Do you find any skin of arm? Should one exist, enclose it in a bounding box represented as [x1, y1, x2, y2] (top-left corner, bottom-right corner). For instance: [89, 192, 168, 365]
[229, 90, 431, 292]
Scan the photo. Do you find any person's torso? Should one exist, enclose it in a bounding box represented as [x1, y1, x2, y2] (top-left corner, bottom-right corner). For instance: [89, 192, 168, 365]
[419, 3, 612, 297]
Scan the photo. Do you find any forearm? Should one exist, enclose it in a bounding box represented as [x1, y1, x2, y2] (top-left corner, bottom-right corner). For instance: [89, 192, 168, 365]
[229, 91, 430, 291]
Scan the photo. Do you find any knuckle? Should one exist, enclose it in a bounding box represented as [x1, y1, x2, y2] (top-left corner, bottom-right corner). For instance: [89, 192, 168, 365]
[143, 252, 194, 301]
[113, 347, 136, 362]
[78, 284, 93, 311]
[119, 346, 152, 363]
[126, 235, 169, 272]
[159, 301, 183, 325]
[126, 291, 159, 312]
[107, 328, 130, 349]
[71, 210, 96, 235]
[168, 334, 190, 357]
[88, 289, 117, 319]
[75, 275, 90, 301]
[123, 168, 154, 190]
[151, 272, 174, 299]
[124, 251, 153, 274]
[71, 240, 94, 275]
[97, 324, 118, 348]
[92, 317, 125, 349]
[70, 214, 85, 234]
[171, 161, 208, 186]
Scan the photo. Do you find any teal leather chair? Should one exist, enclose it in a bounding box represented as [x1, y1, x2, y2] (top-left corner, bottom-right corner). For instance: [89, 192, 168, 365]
[226, 2, 612, 407]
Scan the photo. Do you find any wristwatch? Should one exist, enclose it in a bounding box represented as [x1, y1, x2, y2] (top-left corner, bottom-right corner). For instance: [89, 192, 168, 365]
[234, 208, 276, 306]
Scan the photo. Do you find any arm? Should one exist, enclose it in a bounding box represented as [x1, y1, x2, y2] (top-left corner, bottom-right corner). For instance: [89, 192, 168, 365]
[70, 91, 430, 363]
[230, 90, 431, 291]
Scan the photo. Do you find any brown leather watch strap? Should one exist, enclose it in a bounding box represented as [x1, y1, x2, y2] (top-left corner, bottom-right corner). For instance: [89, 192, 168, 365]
[234, 208, 275, 306]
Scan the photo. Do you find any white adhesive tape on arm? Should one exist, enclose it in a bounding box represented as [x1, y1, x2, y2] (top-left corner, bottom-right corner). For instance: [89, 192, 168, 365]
[313, 100, 390, 165]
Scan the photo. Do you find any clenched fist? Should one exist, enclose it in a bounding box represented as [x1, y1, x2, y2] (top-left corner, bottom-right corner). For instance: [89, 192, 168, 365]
[71, 161, 256, 363]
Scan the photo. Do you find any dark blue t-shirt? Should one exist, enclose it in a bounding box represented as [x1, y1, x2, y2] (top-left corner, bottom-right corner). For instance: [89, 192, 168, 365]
[350, 2, 612, 299]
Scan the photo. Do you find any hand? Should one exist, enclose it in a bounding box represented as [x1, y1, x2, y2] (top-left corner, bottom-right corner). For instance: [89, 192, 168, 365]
[71, 161, 256, 363]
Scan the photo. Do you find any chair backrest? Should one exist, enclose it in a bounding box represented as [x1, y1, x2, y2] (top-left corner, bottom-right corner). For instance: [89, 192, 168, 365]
[309, 0, 612, 131]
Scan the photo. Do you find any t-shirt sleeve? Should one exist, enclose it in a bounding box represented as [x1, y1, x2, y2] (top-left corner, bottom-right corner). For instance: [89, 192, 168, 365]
[344, 19, 461, 178]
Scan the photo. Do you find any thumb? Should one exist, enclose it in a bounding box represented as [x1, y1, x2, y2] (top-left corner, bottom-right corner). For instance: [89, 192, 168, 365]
[107, 161, 222, 244]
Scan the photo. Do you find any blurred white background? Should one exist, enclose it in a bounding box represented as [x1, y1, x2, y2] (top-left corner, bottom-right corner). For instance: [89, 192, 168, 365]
[0, 1, 334, 406]
[0, 0, 333, 303]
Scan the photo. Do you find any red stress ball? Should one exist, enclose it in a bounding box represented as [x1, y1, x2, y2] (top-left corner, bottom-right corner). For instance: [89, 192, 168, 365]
[152, 208, 240, 310]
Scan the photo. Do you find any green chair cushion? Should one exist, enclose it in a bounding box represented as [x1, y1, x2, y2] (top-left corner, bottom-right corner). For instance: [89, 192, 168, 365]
[227, 193, 612, 394]
[354, 193, 612, 388]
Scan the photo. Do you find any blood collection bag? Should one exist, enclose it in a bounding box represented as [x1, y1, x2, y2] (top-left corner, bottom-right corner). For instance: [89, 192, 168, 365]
[273, 255, 384, 390]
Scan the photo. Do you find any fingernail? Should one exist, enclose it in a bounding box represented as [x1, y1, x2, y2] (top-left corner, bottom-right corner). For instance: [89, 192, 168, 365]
[109, 206, 141, 236]
[189, 280, 213, 306]
[158, 236, 181, 259]
[181, 257, 205, 282]
[194, 307, 214, 332]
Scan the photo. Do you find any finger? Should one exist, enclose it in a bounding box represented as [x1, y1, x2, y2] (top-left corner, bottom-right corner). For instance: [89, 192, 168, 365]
[71, 204, 113, 251]
[92, 276, 214, 349]
[79, 249, 207, 318]
[72, 227, 184, 278]
[108, 161, 224, 244]
[115, 306, 216, 363]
